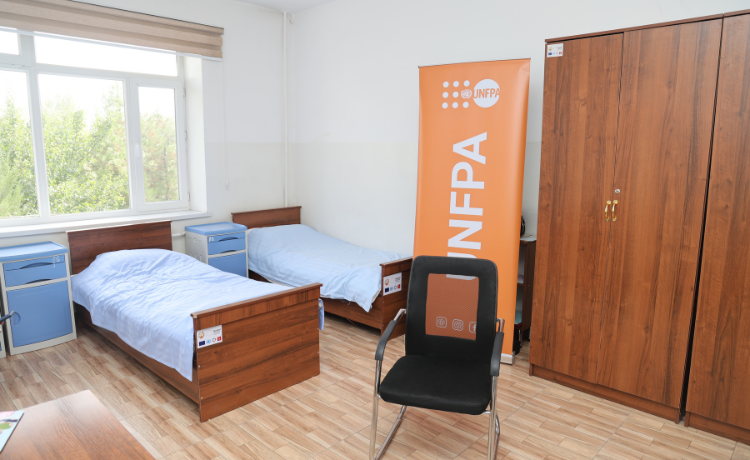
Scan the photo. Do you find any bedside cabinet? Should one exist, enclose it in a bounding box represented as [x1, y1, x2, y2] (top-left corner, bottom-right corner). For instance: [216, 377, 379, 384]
[0, 242, 77, 355]
[185, 222, 248, 278]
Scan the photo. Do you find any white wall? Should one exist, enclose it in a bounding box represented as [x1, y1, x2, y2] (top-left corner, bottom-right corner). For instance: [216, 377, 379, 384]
[289, 0, 749, 255]
[0, 0, 286, 253]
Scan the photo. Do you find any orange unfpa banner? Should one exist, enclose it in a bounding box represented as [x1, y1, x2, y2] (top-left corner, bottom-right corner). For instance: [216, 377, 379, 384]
[414, 59, 530, 358]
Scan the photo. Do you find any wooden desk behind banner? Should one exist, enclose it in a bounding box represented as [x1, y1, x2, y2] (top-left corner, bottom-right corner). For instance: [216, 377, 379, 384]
[514, 236, 536, 353]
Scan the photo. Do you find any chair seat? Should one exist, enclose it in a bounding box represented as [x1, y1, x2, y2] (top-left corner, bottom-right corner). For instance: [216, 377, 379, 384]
[378, 355, 492, 415]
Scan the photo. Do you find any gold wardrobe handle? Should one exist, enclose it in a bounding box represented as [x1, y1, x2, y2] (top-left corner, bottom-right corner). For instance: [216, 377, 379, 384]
[605, 201, 611, 222]
[612, 200, 618, 222]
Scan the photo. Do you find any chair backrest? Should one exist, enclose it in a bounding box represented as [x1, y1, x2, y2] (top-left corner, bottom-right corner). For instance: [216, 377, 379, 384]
[405, 255, 499, 363]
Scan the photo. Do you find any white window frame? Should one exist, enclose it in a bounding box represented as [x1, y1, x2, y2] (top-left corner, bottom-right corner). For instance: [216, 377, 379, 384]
[0, 33, 191, 228]
[128, 78, 189, 212]
[0, 29, 24, 65]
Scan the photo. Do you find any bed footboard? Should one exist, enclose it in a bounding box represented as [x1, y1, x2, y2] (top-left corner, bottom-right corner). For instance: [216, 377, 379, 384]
[192, 283, 321, 421]
[375, 257, 412, 338]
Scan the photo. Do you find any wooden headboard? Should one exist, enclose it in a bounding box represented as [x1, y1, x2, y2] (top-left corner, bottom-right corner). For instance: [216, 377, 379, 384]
[232, 206, 301, 229]
[67, 221, 173, 274]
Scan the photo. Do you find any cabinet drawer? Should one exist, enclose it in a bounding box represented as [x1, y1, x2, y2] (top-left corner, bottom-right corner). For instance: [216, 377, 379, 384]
[3, 255, 67, 287]
[208, 252, 247, 277]
[207, 233, 245, 255]
[6, 280, 73, 348]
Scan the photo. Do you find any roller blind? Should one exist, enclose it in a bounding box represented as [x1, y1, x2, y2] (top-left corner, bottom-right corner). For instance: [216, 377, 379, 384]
[0, 0, 223, 59]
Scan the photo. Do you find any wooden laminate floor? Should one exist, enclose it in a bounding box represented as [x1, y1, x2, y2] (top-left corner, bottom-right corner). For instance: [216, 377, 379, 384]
[0, 315, 748, 460]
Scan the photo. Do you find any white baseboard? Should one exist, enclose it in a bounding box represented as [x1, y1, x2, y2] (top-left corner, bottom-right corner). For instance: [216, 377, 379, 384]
[501, 353, 514, 365]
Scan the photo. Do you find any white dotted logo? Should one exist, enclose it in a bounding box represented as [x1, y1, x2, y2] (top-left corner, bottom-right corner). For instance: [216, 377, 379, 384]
[442, 80, 472, 109]
[452, 319, 464, 331]
[436, 316, 447, 328]
[441, 79, 499, 109]
[473, 79, 500, 108]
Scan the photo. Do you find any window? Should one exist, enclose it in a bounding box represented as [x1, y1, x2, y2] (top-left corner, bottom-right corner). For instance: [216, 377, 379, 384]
[39, 74, 129, 215]
[0, 30, 19, 55]
[0, 34, 189, 225]
[35, 36, 177, 76]
[0, 70, 36, 218]
[138, 87, 180, 203]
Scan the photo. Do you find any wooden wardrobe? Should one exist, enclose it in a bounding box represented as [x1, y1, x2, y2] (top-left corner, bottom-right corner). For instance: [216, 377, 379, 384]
[531, 14, 723, 422]
[684, 11, 750, 445]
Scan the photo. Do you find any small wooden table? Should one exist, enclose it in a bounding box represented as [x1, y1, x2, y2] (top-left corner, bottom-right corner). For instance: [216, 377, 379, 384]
[2, 390, 153, 459]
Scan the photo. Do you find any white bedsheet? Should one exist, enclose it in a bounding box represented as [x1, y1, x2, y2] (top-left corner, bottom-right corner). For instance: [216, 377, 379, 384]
[72, 249, 288, 381]
[247, 224, 406, 312]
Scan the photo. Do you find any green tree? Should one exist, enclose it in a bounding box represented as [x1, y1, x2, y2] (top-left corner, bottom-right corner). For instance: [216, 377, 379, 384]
[1, 85, 178, 218]
[0, 95, 37, 218]
[42, 86, 129, 215]
[141, 111, 178, 202]
[0, 155, 26, 217]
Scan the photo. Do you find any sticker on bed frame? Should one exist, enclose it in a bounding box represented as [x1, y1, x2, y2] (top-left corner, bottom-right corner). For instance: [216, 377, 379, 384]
[547, 43, 563, 57]
[197, 325, 223, 349]
[383, 272, 403, 296]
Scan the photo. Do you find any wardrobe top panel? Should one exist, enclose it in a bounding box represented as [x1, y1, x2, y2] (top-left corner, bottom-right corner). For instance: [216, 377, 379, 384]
[726, 9, 750, 18]
[546, 13, 723, 43]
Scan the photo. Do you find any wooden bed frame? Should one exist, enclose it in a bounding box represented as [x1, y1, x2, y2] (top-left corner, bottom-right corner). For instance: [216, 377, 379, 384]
[231, 207, 411, 339]
[67, 221, 322, 422]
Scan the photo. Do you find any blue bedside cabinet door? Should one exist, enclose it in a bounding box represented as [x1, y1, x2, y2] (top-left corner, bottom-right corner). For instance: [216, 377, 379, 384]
[3, 255, 67, 287]
[209, 253, 247, 277]
[6, 281, 73, 348]
[207, 233, 245, 255]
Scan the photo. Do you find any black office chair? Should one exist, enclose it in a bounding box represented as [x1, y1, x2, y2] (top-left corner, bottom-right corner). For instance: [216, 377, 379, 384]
[369, 255, 505, 460]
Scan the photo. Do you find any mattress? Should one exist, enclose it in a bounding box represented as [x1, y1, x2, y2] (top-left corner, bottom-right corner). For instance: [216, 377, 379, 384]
[246, 224, 407, 312]
[72, 249, 289, 381]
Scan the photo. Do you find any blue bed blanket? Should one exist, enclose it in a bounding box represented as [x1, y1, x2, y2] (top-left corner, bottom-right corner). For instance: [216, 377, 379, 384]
[72, 249, 289, 381]
[247, 224, 407, 312]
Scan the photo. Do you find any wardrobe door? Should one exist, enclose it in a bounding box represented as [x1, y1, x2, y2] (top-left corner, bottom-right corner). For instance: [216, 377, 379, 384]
[530, 34, 622, 383]
[687, 13, 750, 435]
[597, 20, 722, 407]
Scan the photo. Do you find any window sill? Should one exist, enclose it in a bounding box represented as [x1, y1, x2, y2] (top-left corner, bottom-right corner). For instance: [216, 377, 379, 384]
[0, 210, 211, 239]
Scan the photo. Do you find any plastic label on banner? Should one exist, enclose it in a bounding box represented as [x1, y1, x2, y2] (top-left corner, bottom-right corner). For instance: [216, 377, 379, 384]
[383, 272, 402, 296]
[197, 325, 223, 349]
[547, 43, 563, 57]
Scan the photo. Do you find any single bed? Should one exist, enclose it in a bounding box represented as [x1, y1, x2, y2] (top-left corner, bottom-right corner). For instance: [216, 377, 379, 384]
[232, 207, 411, 339]
[67, 221, 322, 422]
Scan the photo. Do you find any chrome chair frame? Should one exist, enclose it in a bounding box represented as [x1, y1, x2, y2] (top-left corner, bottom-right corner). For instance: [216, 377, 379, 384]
[369, 309, 505, 460]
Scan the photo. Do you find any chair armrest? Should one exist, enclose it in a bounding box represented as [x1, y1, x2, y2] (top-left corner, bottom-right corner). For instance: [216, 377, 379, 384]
[490, 318, 506, 376]
[375, 309, 406, 361]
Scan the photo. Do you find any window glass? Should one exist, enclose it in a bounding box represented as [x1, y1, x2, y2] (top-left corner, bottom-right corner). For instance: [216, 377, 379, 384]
[139, 87, 179, 202]
[0, 70, 38, 218]
[0, 30, 19, 55]
[39, 74, 130, 215]
[35, 36, 177, 76]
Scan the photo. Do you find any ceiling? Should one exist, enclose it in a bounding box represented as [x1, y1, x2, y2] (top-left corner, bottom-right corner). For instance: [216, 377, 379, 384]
[233, 0, 337, 13]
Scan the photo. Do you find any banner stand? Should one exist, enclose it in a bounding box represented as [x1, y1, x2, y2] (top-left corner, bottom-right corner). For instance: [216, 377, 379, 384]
[413, 59, 531, 363]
